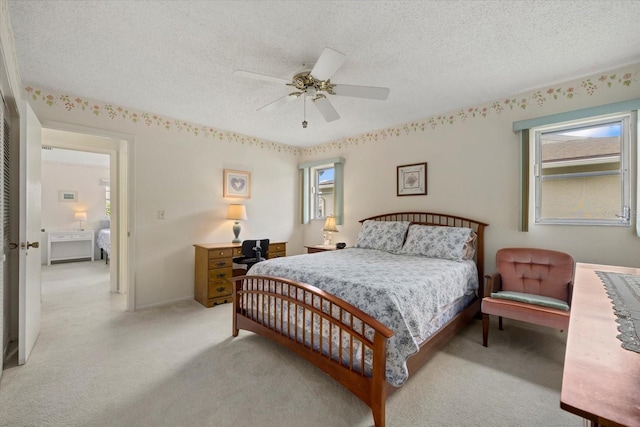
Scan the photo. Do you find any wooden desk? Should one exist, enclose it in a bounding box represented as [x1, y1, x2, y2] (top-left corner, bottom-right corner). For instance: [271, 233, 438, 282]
[193, 241, 287, 307]
[560, 262, 640, 426]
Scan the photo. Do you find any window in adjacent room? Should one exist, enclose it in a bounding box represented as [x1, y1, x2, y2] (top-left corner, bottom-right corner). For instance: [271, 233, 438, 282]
[532, 113, 632, 225]
[105, 185, 111, 216]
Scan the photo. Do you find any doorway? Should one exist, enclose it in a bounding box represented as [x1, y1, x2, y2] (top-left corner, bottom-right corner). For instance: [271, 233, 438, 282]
[37, 123, 133, 311]
[40, 144, 120, 306]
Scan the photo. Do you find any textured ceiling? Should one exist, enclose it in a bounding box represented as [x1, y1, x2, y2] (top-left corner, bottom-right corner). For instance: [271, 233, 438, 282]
[7, 0, 640, 147]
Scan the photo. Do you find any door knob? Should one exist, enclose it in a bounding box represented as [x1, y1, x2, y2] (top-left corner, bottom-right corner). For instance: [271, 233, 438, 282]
[27, 241, 40, 249]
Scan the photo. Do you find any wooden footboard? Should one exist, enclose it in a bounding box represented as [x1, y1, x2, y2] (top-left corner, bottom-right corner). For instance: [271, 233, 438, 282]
[232, 275, 394, 427]
[231, 212, 488, 426]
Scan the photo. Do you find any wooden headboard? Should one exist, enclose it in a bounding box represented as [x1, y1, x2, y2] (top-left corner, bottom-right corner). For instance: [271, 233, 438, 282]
[359, 211, 489, 285]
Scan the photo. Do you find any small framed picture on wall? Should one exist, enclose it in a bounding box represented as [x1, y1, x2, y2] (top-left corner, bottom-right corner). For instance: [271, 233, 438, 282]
[397, 162, 427, 196]
[223, 169, 251, 198]
[58, 190, 78, 202]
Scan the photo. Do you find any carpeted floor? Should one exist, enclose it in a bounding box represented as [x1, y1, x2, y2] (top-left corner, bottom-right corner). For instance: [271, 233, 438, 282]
[0, 261, 583, 426]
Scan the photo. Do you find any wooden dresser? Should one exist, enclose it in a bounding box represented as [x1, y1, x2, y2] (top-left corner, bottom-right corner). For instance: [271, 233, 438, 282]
[193, 241, 287, 307]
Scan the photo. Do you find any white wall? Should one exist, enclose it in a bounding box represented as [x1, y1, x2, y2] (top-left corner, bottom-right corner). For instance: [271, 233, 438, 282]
[300, 63, 640, 274]
[19, 62, 640, 309]
[25, 98, 302, 309]
[40, 159, 110, 263]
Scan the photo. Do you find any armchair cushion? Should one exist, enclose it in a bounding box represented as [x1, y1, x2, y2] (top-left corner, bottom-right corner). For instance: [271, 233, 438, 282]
[490, 291, 569, 311]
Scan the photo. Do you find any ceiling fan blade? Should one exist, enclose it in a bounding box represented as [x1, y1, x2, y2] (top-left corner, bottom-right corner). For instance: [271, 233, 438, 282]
[310, 47, 347, 81]
[312, 96, 340, 122]
[332, 84, 390, 100]
[234, 70, 291, 85]
[257, 93, 300, 112]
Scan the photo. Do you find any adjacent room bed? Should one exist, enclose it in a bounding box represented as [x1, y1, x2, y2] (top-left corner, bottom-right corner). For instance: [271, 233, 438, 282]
[97, 219, 111, 264]
[232, 212, 488, 427]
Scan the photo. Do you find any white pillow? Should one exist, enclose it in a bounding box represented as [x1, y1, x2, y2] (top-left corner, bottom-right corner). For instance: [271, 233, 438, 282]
[354, 220, 410, 252]
[399, 225, 476, 260]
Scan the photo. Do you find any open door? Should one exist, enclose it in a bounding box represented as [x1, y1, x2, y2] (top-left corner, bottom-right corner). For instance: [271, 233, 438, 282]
[18, 100, 42, 365]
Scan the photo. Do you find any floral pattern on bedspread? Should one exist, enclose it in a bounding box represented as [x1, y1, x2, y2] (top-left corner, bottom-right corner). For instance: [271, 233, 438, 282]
[248, 247, 478, 386]
[97, 229, 111, 256]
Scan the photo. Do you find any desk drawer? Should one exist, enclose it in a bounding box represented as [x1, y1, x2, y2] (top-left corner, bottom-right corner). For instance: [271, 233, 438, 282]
[269, 251, 286, 259]
[208, 258, 232, 269]
[208, 268, 232, 282]
[50, 232, 92, 241]
[269, 243, 286, 253]
[208, 248, 233, 259]
[208, 281, 232, 299]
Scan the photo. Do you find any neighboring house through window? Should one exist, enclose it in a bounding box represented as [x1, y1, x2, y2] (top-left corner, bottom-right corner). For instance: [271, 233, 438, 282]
[533, 113, 632, 225]
[513, 99, 639, 233]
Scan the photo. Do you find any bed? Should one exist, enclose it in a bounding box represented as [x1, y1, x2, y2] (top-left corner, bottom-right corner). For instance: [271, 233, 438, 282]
[232, 212, 488, 427]
[97, 219, 111, 264]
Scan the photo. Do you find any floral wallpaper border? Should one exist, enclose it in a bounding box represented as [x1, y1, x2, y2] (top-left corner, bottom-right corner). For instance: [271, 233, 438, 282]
[24, 67, 639, 157]
[304, 68, 639, 156]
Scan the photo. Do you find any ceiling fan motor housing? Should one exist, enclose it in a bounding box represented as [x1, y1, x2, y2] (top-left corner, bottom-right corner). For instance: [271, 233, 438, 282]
[290, 71, 335, 96]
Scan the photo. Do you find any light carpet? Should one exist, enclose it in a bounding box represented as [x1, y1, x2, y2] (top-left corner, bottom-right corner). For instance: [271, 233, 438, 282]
[0, 261, 583, 426]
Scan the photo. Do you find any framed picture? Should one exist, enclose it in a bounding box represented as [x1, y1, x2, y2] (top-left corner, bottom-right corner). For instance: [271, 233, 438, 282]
[58, 190, 78, 202]
[397, 162, 427, 196]
[223, 169, 251, 198]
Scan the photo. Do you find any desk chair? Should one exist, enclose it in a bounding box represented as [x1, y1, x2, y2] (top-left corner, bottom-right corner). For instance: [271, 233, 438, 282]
[233, 239, 269, 272]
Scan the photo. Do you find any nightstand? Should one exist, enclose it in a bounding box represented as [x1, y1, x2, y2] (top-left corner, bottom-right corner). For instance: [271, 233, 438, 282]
[305, 244, 340, 254]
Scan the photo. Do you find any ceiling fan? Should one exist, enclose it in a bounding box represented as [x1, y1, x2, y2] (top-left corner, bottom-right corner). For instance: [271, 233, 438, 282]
[235, 47, 390, 128]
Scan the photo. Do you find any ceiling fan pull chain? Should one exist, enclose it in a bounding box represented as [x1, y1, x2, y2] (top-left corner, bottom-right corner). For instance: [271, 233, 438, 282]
[302, 93, 308, 129]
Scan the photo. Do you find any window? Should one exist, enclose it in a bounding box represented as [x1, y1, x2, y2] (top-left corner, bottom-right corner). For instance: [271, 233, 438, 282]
[532, 113, 632, 225]
[105, 185, 111, 216]
[299, 157, 344, 225]
[312, 165, 334, 219]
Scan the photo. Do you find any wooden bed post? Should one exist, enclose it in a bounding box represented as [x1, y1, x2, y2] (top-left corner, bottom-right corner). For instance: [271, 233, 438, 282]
[371, 332, 388, 427]
[232, 278, 239, 337]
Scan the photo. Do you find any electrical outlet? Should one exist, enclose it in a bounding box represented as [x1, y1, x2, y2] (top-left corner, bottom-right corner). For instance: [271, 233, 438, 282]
[158, 210, 165, 220]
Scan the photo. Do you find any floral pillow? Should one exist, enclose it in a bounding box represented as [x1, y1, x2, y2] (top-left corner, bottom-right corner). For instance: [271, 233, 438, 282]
[354, 220, 410, 252]
[399, 225, 476, 260]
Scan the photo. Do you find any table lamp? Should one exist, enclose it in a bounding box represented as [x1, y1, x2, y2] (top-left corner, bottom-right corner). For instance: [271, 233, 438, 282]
[322, 215, 338, 246]
[74, 211, 87, 230]
[227, 204, 248, 243]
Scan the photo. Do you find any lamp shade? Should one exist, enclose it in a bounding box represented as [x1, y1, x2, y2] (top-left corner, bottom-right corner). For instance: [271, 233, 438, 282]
[322, 215, 338, 232]
[74, 212, 87, 221]
[226, 204, 247, 221]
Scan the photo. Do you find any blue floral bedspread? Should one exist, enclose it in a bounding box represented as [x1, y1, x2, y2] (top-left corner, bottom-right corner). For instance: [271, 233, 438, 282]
[248, 247, 478, 386]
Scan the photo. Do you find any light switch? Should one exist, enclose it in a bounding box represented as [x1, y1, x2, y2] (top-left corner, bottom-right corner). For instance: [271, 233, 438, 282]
[158, 210, 165, 220]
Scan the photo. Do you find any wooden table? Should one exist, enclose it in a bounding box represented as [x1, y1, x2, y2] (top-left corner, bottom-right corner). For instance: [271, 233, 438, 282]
[560, 262, 640, 426]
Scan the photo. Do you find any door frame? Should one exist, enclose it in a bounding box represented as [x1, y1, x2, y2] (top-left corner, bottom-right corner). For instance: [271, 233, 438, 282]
[40, 120, 135, 311]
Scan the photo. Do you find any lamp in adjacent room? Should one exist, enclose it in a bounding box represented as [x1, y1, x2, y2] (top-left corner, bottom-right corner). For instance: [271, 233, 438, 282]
[227, 204, 248, 243]
[322, 215, 338, 246]
[74, 211, 87, 230]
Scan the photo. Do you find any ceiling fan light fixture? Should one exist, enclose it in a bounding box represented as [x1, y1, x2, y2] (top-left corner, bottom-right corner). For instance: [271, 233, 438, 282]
[236, 47, 389, 127]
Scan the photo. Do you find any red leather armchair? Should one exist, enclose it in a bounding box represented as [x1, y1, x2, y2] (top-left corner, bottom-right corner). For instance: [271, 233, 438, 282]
[481, 248, 575, 347]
